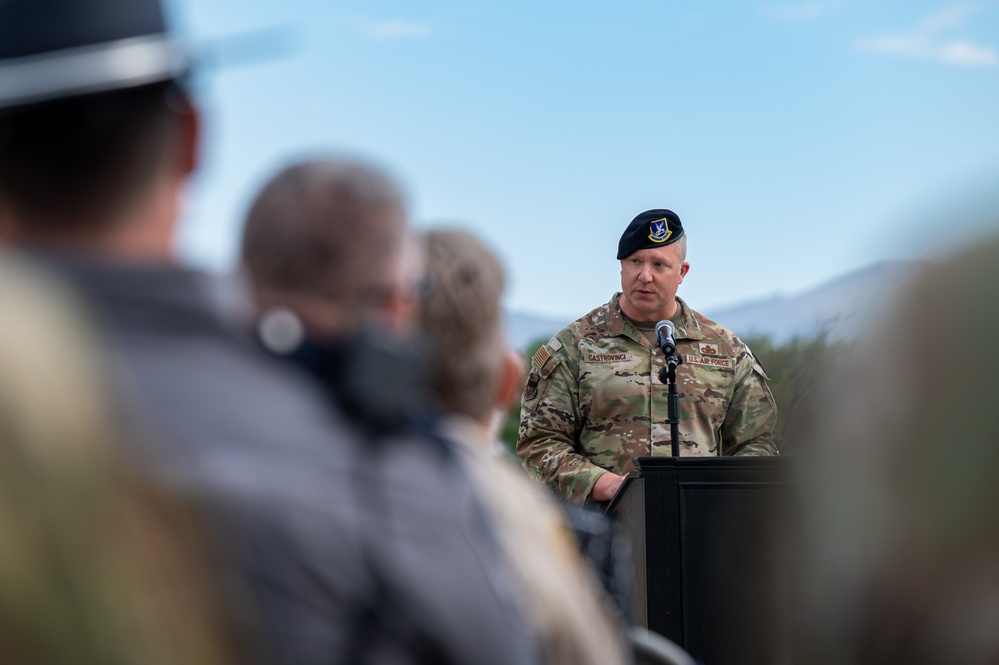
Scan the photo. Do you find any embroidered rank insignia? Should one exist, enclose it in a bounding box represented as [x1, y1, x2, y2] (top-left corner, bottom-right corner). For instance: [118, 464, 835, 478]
[648, 218, 672, 243]
[532, 345, 552, 370]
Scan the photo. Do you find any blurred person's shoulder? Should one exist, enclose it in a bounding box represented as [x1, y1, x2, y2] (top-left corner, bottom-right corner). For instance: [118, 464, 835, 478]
[36, 258, 367, 490]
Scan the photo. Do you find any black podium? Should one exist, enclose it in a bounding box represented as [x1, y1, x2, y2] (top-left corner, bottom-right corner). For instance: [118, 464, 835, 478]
[607, 456, 790, 665]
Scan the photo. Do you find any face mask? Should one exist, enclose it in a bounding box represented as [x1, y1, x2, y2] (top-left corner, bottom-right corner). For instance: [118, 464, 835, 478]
[285, 324, 431, 436]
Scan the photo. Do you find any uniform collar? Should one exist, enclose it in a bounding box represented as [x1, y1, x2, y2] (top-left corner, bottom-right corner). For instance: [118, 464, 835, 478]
[605, 293, 705, 342]
[607, 293, 654, 348]
[672, 296, 705, 341]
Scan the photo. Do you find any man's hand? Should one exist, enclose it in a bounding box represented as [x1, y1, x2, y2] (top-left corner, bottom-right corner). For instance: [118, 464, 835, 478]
[590, 471, 626, 502]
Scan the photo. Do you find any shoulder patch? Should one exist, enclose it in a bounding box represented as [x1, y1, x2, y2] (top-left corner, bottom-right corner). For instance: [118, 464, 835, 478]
[524, 371, 540, 400]
[532, 345, 552, 370]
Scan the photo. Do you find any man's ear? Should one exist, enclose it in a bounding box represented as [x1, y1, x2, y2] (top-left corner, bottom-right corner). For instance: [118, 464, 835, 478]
[169, 88, 200, 177]
[495, 348, 526, 411]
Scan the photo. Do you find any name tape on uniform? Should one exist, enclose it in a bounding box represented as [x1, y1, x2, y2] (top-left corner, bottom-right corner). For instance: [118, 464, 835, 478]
[685, 355, 735, 369]
[586, 353, 629, 362]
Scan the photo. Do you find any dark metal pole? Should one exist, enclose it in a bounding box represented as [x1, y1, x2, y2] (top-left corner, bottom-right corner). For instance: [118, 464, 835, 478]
[658, 354, 684, 457]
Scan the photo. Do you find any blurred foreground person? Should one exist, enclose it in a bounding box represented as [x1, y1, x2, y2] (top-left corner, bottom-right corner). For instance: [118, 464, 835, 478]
[0, 3, 536, 664]
[0, 257, 239, 665]
[241, 158, 540, 665]
[789, 235, 999, 664]
[417, 229, 631, 665]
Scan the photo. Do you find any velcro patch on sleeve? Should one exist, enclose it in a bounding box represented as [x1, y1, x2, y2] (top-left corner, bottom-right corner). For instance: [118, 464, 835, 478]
[524, 371, 540, 400]
[532, 345, 552, 370]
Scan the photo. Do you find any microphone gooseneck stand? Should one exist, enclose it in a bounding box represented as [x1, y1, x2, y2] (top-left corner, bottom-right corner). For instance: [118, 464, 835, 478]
[658, 352, 683, 458]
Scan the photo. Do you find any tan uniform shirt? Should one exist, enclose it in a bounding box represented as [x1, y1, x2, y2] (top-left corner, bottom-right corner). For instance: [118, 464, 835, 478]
[441, 416, 629, 665]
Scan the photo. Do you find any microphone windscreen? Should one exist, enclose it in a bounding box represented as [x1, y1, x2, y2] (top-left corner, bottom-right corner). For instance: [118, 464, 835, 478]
[656, 320, 674, 336]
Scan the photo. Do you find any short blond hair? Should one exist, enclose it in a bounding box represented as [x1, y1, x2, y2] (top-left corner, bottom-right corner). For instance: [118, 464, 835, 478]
[674, 234, 688, 262]
[418, 229, 506, 422]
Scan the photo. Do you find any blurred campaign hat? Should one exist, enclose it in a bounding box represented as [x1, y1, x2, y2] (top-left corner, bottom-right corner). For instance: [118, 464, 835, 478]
[0, 0, 191, 110]
[616, 209, 685, 260]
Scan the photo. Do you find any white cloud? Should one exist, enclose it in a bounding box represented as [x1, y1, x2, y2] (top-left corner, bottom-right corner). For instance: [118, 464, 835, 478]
[758, 2, 835, 24]
[362, 20, 432, 40]
[856, 3, 997, 67]
[938, 39, 998, 65]
[914, 2, 981, 33]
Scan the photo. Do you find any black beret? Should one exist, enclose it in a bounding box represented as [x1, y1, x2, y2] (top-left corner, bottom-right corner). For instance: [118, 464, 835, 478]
[616, 209, 684, 260]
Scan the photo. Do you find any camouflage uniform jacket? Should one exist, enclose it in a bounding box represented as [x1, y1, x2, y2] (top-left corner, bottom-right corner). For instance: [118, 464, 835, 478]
[517, 293, 778, 503]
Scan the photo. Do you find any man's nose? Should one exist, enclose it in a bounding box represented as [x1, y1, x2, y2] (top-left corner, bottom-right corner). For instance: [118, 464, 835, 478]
[638, 265, 653, 281]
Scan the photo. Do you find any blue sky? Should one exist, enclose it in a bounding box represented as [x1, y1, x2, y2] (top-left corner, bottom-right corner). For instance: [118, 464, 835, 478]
[170, 0, 999, 320]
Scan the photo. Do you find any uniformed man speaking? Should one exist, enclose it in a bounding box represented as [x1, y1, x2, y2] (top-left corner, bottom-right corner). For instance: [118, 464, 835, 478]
[517, 209, 779, 504]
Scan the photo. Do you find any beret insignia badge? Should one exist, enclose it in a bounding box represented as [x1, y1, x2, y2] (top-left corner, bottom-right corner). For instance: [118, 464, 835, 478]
[648, 218, 672, 243]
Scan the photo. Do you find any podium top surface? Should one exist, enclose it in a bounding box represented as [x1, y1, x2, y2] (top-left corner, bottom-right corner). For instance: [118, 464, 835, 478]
[632, 455, 789, 472]
[604, 455, 790, 514]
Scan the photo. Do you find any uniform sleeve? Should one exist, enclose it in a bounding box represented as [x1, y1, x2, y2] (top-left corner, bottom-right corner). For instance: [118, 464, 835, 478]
[721, 345, 780, 456]
[516, 342, 609, 504]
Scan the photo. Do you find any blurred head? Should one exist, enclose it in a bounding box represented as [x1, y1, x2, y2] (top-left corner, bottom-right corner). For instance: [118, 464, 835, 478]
[788, 234, 999, 664]
[241, 157, 414, 340]
[0, 0, 197, 254]
[0, 83, 196, 240]
[418, 229, 522, 426]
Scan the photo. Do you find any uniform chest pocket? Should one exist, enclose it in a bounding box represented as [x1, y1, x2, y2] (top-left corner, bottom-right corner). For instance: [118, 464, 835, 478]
[673, 358, 735, 416]
[578, 354, 650, 425]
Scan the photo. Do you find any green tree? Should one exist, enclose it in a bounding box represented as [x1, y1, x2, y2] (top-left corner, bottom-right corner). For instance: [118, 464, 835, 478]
[743, 331, 849, 451]
[498, 337, 548, 454]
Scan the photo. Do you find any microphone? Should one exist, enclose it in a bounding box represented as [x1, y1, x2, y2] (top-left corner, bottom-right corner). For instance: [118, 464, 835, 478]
[655, 320, 676, 356]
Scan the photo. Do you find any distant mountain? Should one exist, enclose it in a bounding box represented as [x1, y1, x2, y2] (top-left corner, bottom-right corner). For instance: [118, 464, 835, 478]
[504, 260, 926, 349]
[503, 310, 572, 351]
[704, 260, 925, 343]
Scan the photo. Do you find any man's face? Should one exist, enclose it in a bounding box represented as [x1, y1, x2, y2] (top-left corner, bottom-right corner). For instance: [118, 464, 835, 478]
[618, 245, 690, 322]
[364, 232, 424, 336]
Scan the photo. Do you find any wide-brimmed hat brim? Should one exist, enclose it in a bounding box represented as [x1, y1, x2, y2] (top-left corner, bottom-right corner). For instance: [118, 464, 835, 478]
[0, 33, 191, 110]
